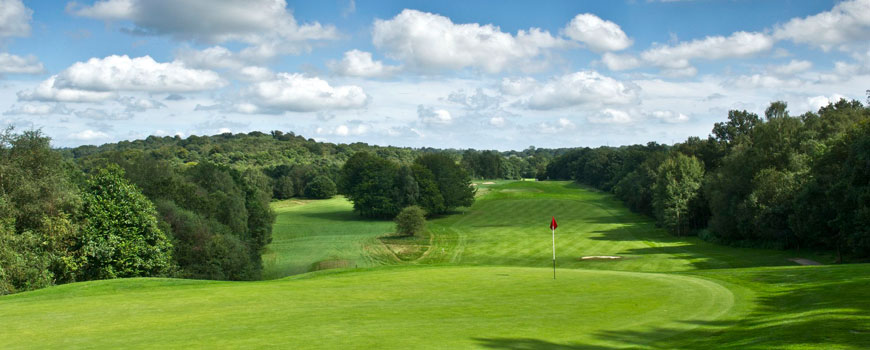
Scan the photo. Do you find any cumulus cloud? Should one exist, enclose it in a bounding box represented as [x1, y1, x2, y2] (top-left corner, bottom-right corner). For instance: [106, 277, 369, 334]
[18, 55, 224, 102]
[538, 118, 577, 134]
[74, 107, 133, 120]
[68, 0, 338, 58]
[117, 96, 166, 111]
[18, 76, 118, 102]
[328, 50, 400, 78]
[175, 46, 275, 81]
[68, 129, 110, 141]
[806, 94, 848, 111]
[243, 73, 368, 112]
[318, 122, 370, 137]
[0, 0, 32, 38]
[726, 74, 803, 89]
[54, 55, 226, 92]
[769, 59, 812, 76]
[602, 31, 774, 76]
[500, 77, 538, 96]
[417, 105, 453, 125]
[588, 109, 634, 124]
[600, 53, 642, 71]
[563, 13, 632, 52]
[0, 53, 44, 74]
[523, 71, 639, 110]
[642, 31, 774, 68]
[372, 9, 565, 73]
[4, 103, 70, 116]
[774, 0, 870, 51]
[649, 110, 689, 123]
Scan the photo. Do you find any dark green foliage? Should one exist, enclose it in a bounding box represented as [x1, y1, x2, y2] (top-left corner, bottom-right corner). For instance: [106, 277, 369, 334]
[411, 164, 445, 215]
[340, 152, 474, 218]
[304, 175, 337, 199]
[544, 99, 870, 259]
[273, 175, 295, 199]
[653, 154, 704, 236]
[77, 165, 174, 280]
[395, 205, 426, 237]
[415, 154, 474, 213]
[340, 152, 402, 218]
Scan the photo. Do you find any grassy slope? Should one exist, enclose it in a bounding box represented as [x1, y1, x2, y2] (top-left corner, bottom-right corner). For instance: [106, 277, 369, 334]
[262, 197, 394, 279]
[425, 181, 833, 271]
[2, 180, 867, 349]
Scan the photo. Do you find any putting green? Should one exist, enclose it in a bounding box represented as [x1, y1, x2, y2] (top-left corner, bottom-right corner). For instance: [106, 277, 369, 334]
[0, 266, 738, 349]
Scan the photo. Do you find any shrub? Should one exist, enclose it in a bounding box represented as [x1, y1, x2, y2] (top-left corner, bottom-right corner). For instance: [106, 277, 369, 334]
[395, 206, 426, 237]
[304, 175, 337, 199]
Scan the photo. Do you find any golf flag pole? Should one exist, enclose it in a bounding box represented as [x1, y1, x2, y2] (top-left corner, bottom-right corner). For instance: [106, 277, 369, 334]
[550, 216, 557, 279]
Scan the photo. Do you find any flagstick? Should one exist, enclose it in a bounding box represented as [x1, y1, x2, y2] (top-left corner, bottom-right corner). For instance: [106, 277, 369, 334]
[552, 227, 556, 280]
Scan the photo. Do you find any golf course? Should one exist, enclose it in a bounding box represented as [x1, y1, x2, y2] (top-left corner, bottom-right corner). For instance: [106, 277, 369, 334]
[2, 181, 867, 349]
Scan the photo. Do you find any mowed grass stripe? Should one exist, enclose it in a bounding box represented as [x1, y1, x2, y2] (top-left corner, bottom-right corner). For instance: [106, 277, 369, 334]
[426, 181, 831, 272]
[0, 266, 739, 349]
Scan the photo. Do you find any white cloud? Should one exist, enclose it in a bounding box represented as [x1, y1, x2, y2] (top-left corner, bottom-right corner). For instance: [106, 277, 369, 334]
[175, 46, 275, 81]
[641, 31, 774, 69]
[0, 53, 44, 74]
[328, 50, 400, 78]
[603, 31, 774, 76]
[54, 55, 226, 92]
[489, 116, 505, 127]
[538, 118, 577, 133]
[69, 129, 110, 141]
[524, 71, 639, 110]
[806, 94, 848, 111]
[0, 0, 32, 38]
[769, 59, 812, 76]
[244, 73, 368, 112]
[372, 9, 565, 73]
[4, 103, 70, 116]
[600, 53, 642, 71]
[726, 74, 803, 89]
[118, 96, 166, 111]
[563, 13, 632, 52]
[68, 0, 339, 58]
[18, 76, 118, 102]
[588, 109, 634, 124]
[500, 77, 538, 96]
[417, 105, 452, 125]
[774, 0, 870, 51]
[74, 107, 132, 120]
[649, 110, 689, 123]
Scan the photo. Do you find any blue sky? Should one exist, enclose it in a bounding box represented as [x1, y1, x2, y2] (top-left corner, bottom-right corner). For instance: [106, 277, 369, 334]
[1, 0, 868, 149]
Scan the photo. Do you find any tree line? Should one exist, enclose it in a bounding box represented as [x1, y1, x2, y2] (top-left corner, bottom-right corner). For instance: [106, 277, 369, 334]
[544, 99, 870, 261]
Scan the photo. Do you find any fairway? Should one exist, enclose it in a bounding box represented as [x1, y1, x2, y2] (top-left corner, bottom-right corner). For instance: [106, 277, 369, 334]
[3, 180, 867, 349]
[262, 197, 394, 278]
[425, 181, 831, 271]
[0, 267, 738, 349]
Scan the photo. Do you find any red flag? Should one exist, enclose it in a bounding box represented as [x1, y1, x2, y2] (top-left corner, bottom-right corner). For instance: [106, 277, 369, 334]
[550, 216, 557, 230]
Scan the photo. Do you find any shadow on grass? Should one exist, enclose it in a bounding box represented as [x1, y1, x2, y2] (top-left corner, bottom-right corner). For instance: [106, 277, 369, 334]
[298, 209, 389, 222]
[477, 265, 870, 349]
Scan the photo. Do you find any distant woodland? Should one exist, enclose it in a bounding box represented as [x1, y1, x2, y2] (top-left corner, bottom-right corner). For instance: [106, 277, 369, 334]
[1, 98, 867, 294]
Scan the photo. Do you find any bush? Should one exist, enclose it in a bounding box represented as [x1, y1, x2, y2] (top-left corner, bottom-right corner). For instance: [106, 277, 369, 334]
[77, 165, 174, 280]
[304, 175, 336, 199]
[395, 206, 426, 237]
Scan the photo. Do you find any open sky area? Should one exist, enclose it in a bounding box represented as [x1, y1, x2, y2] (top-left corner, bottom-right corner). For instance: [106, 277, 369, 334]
[1, 0, 868, 149]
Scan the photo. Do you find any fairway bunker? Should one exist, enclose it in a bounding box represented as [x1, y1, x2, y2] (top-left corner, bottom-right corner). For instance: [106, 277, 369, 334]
[579, 255, 623, 260]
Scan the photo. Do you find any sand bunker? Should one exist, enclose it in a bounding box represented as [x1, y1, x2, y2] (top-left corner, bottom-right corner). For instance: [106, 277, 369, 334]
[789, 258, 821, 265]
[580, 256, 622, 260]
[482, 181, 496, 185]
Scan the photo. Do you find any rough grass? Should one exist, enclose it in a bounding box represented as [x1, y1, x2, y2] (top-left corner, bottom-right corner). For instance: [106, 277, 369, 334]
[1, 180, 867, 349]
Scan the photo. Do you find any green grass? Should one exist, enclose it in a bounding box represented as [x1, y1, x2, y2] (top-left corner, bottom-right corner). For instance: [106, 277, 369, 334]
[262, 197, 394, 278]
[2, 180, 867, 349]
